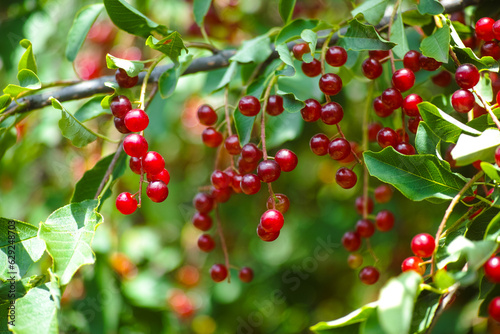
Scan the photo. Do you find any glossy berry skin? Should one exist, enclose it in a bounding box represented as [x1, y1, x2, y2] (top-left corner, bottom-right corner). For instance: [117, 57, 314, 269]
[260, 209, 284, 233]
[310, 134, 330, 156]
[325, 46, 348, 67]
[142, 151, 165, 175]
[328, 138, 351, 161]
[431, 71, 452, 87]
[210, 264, 228, 282]
[402, 94, 422, 117]
[124, 109, 149, 132]
[403, 50, 421, 72]
[257, 224, 280, 242]
[147, 169, 170, 185]
[373, 96, 394, 117]
[401, 256, 425, 275]
[451, 89, 475, 113]
[455, 64, 480, 89]
[197, 234, 215, 252]
[495, 146, 500, 166]
[375, 210, 394, 232]
[321, 102, 344, 125]
[374, 185, 392, 203]
[484, 256, 500, 283]
[146, 181, 168, 202]
[489, 297, 500, 322]
[419, 55, 441, 71]
[241, 143, 263, 163]
[197, 104, 217, 126]
[302, 59, 322, 77]
[123, 134, 148, 157]
[239, 96, 261, 116]
[381, 88, 403, 109]
[202, 127, 223, 147]
[392, 68, 415, 92]
[266, 95, 284, 116]
[266, 193, 290, 213]
[359, 266, 379, 285]
[257, 160, 281, 183]
[300, 99, 321, 122]
[368, 122, 383, 142]
[493, 20, 500, 40]
[411, 233, 436, 258]
[129, 157, 142, 174]
[240, 174, 261, 195]
[227, 170, 242, 193]
[336, 167, 357, 189]
[355, 196, 374, 215]
[239, 267, 254, 283]
[116, 192, 137, 215]
[193, 192, 214, 213]
[114, 117, 131, 134]
[347, 254, 363, 269]
[115, 68, 138, 88]
[319, 73, 342, 96]
[368, 50, 389, 61]
[355, 219, 375, 238]
[475, 17, 495, 41]
[275, 149, 298, 172]
[342, 231, 361, 252]
[377, 127, 398, 148]
[211, 170, 230, 189]
[192, 212, 212, 231]
[362, 58, 383, 79]
[292, 43, 310, 61]
[395, 142, 416, 155]
[110, 95, 132, 118]
[211, 187, 232, 203]
[408, 116, 422, 134]
[481, 41, 500, 60]
[224, 134, 242, 155]
[238, 157, 259, 174]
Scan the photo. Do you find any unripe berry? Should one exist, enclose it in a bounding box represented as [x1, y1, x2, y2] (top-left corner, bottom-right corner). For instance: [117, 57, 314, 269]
[347, 253, 363, 269]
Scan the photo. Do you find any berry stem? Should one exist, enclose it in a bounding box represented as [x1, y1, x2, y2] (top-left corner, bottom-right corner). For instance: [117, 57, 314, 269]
[184, 41, 219, 54]
[472, 88, 500, 132]
[224, 86, 233, 137]
[320, 30, 336, 75]
[267, 183, 276, 209]
[94, 140, 124, 199]
[387, 0, 401, 73]
[139, 55, 166, 110]
[362, 83, 375, 218]
[365, 239, 379, 264]
[260, 76, 278, 159]
[215, 207, 231, 283]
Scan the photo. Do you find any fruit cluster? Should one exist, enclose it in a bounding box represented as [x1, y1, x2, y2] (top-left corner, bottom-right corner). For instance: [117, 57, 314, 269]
[400, 233, 436, 275]
[475, 17, 500, 60]
[483, 256, 500, 322]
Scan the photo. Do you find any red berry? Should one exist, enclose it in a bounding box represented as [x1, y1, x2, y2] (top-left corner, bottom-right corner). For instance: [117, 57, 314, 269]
[455, 64, 480, 89]
[336, 167, 357, 189]
[266, 193, 290, 213]
[368, 122, 383, 142]
[359, 266, 379, 285]
[395, 142, 416, 155]
[192, 212, 212, 231]
[256, 223, 280, 241]
[321, 102, 344, 125]
[198, 234, 215, 252]
[124, 109, 149, 132]
[257, 160, 281, 183]
[238, 157, 259, 174]
[431, 71, 452, 87]
[408, 116, 422, 134]
[481, 41, 500, 60]
[328, 138, 351, 161]
[115, 192, 137, 215]
[475, 17, 495, 41]
[484, 256, 500, 283]
[211, 187, 232, 203]
[403, 50, 421, 72]
[419, 55, 441, 71]
[392, 68, 415, 92]
[226, 170, 242, 193]
[241, 143, 263, 163]
[489, 297, 500, 322]
[224, 134, 242, 155]
[260, 209, 284, 233]
[114, 117, 132, 134]
[123, 134, 148, 157]
[493, 20, 500, 40]
[266, 95, 284, 116]
[310, 134, 330, 156]
[300, 99, 321, 122]
[240, 174, 261, 195]
[374, 185, 392, 203]
[292, 43, 310, 61]
[239, 96, 261, 116]
[377, 127, 398, 148]
[193, 192, 214, 213]
[202, 127, 223, 147]
[147, 169, 170, 185]
[211, 170, 230, 189]
[110, 95, 132, 118]
[197, 104, 218, 126]
[319, 73, 342, 96]
[342, 231, 361, 252]
[326, 46, 348, 67]
[129, 157, 142, 174]
[355, 195, 374, 215]
[411, 233, 435, 258]
[275, 149, 298, 172]
[375, 210, 394, 232]
[302, 59, 322, 77]
[115, 68, 139, 88]
[369, 50, 389, 61]
[495, 146, 500, 166]
[239, 267, 254, 283]
[373, 96, 394, 117]
[146, 180, 168, 202]
[347, 254, 363, 269]
[339, 141, 358, 164]
[451, 89, 475, 113]
[355, 219, 375, 238]
[402, 94, 422, 117]
[362, 58, 383, 79]
[381, 88, 403, 109]
[401, 256, 425, 275]
[210, 264, 228, 282]
[143, 151, 165, 175]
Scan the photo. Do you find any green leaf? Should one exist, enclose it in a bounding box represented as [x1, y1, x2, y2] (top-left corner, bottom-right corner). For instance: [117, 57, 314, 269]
[74, 95, 109, 122]
[159, 54, 193, 98]
[71, 152, 127, 203]
[480, 284, 500, 317]
[402, 10, 432, 27]
[484, 211, 500, 241]
[145, 32, 188, 63]
[438, 236, 496, 271]
[311, 302, 377, 331]
[0, 127, 16, 161]
[451, 128, 500, 166]
[279, 0, 296, 24]
[275, 19, 330, 45]
[351, 0, 389, 25]
[276, 43, 295, 75]
[415, 122, 442, 157]
[433, 269, 455, 290]
[106, 53, 144, 77]
[193, 0, 212, 27]
[51, 98, 97, 147]
[281, 93, 305, 113]
[409, 291, 441, 333]
[65, 4, 104, 62]
[378, 271, 422, 334]
[339, 19, 396, 51]
[17, 69, 40, 89]
[103, 0, 168, 38]
[301, 29, 317, 63]
[417, 0, 444, 15]
[418, 102, 481, 143]
[214, 61, 238, 91]
[0, 275, 45, 302]
[453, 47, 499, 72]
[474, 74, 493, 107]
[233, 109, 255, 146]
[364, 147, 468, 202]
[390, 12, 409, 59]
[18, 39, 37, 74]
[231, 35, 272, 64]
[0, 94, 12, 111]
[482, 162, 500, 183]
[420, 26, 450, 63]
[265, 110, 303, 147]
[38, 200, 103, 285]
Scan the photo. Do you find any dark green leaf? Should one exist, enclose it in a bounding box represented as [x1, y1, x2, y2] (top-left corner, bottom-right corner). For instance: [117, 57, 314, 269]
[364, 147, 468, 201]
[265, 110, 303, 147]
[279, 0, 296, 24]
[193, 0, 212, 27]
[480, 284, 500, 317]
[0, 94, 12, 111]
[409, 290, 441, 333]
[451, 129, 500, 166]
[233, 109, 255, 146]
[417, 0, 444, 15]
[65, 4, 104, 62]
[106, 54, 144, 77]
[402, 10, 432, 26]
[420, 26, 450, 63]
[275, 19, 330, 45]
[351, 0, 389, 25]
[52, 98, 98, 147]
[415, 121, 442, 157]
[281, 93, 305, 113]
[310, 302, 377, 331]
[438, 236, 496, 271]
[0, 127, 16, 161]
[18, 39, 37, 74]
[145, 32, 188, 63]
[455, 47, 499, 73]
[74, 95, 109, 122]
[231, 35, 272, 64]
[389, 12, 409, 59]
[339, 19, 396, 51]
[214, 61, 238, 92]
[276, 43, 295, 75]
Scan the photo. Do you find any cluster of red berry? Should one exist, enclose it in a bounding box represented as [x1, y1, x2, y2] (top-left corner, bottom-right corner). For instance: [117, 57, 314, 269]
[400, 233, 436, 275]
[475, 17, 500, 60]
[484, 256, 500, 322]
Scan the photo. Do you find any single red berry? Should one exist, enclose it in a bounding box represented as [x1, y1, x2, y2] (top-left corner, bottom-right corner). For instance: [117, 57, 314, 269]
[266, 193, 290, 213]
[392, 68, 415, 92]
[197, 104, 218, 126]
[302, 59, 322, 77]
[146, 180, 168, 202]
[489, 297, 500, 322]
[300, 99, 321, 122]
[355, 195, 374, 215]
[395, 142, 416, 155]
[240, 174, 261, 195]
[257, 160, 281, 183]
[310, 134, 330, 156]
[143, 151, 165, 175]
[114, 117, 131, 134]
[355, 219, 375, 238]
[375, 210, 394, 232]
[374, 185, 392, 203]
[431, 71, 452, 87]
[123, 134, 148, 157]
[210, 264, 228, 282]
[493, 20, 500, 40]
[481, 41, 500, 60]
[238, 157, 259, 174]
[256, 223, 280, 242]
[408, 116, 422, 134]
[497, 90, 500, 104]
[401, 256, 425, 275]
[373, 96, 394, 117]
[455, 64, 480, 89]
[115, 192, 137, 215]
[475, 17, 495, 41]
[362, 58, 383, 79]
[495, 146, 500, 166]
[202, 127, 223, 147]
[419, 55, 441, 71]
[402, 94, 422, 117]
[321, 102, 344, 125]
[239, 267, 254, 283]
[339, 141, 358, 164]
[275, 149, 298, 172]
[328, 138, 351, 161]
[292, 43, 310, 61]
[377, 127, 398, 148]
[110, 95, 132, 118]
[129, 157, 142, 174]
[411, 233, 436, 258]
[369, 50, 389, 61]
[359, 266, 379, 285]
[342, 231, 361, 252]
[124, 109, 149, 132]
[381, 88, 403, 109]
[241, 143, 263, 163]
[336, 167, 357, 189]
[403, 50, 421, 72]
[224, 134, 242, 155]
[239, 96, 261, 116]
[193, 192, 214, 213]
[198, 234, 215, 252]
[368, 122, 383, 142]
[266, 95, 284, 116]
[326, 46, 348, 67]
[147, 168, 170, 185]
[319, 73, 342, 96]
[484, 256, 500, 283]
[451, 89, 475, 113]
[211, 187, 232, 203]
[211, 170, 230, 189]
[347, 254, 363, 269]
[226, 170, 242, 193]
[115, 68, 139, 88]
[192, 212, 212, 231]
[260, 209, 284, 233]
